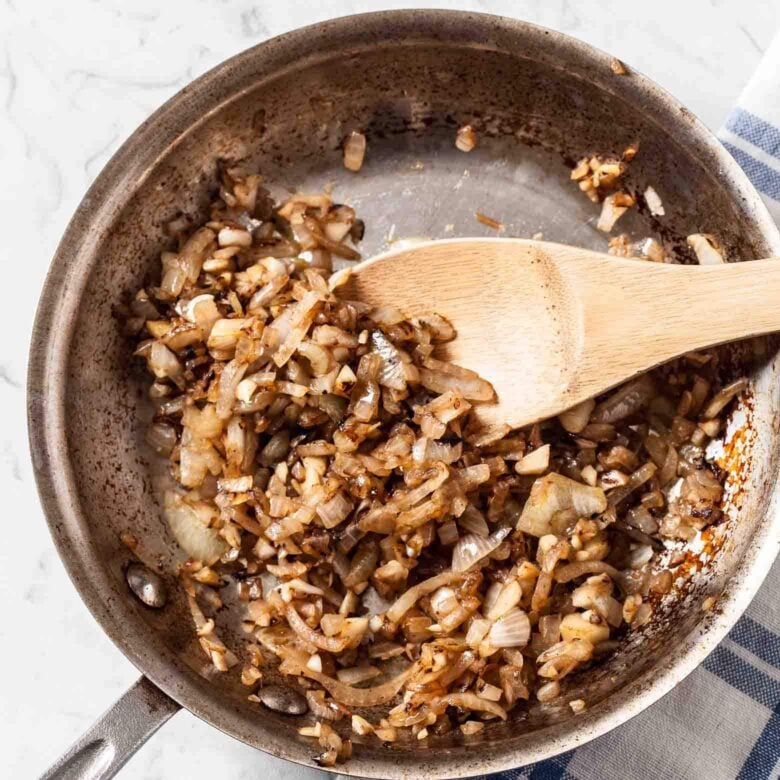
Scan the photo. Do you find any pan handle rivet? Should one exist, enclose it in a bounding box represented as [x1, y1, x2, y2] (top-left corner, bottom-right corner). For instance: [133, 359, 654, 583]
[257, 684, 308, 715]
[126, 562, 168, 608]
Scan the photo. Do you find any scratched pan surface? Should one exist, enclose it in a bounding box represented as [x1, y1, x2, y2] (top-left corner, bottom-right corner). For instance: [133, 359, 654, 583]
[28, 10, 780, 778]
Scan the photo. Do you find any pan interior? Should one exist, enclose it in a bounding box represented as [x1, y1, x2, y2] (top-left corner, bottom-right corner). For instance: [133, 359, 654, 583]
[48, 17, 780, 777]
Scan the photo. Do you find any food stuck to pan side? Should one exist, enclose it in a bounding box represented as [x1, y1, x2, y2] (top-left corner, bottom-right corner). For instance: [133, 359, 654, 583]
[126, 154, 745, 765]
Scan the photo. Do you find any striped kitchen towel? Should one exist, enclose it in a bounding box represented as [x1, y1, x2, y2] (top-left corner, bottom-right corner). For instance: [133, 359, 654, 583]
[485, 34, 780, 780]
[720, 33, 780, 224]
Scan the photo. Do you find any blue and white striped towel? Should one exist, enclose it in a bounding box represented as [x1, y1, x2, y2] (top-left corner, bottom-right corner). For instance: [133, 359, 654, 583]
[487, 34, 780, 780]
[720, 34, 780, 227]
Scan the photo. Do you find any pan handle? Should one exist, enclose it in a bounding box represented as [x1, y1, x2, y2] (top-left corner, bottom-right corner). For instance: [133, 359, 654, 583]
[40, 676, 180, 780]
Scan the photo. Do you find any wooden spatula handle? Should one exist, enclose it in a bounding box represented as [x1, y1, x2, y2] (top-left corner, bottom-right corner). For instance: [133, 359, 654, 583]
[573, 257, 780, 391]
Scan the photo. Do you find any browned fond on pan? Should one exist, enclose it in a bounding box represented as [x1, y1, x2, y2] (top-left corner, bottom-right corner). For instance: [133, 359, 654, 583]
[28, 10, 780, 779]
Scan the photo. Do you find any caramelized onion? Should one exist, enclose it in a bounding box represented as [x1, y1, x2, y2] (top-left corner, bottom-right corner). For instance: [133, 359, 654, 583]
[592, 376, 655, 423]
[286, 605, 366, 652]
[386, 572, 464, 623]
[436, 693, 507, 720]
[517, 474, 607, 537]
[132, 165, 740, 758]
[452, 527, 510, 572]
[555, 561, 623, 584]
[284, 655, 416, 707]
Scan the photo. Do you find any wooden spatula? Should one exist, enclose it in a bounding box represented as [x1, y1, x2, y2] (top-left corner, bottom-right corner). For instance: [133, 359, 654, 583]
[343, 238, 778, 429]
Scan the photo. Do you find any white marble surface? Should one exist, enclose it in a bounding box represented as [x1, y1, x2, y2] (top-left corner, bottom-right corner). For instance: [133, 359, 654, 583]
[2, 1, 779, 778]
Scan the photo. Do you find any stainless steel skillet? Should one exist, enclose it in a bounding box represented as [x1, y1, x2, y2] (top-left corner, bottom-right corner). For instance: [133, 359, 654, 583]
[29, 10, 780, 779]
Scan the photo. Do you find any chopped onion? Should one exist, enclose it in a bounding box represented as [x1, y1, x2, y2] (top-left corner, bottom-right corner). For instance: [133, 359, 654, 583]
[452, 527, 511, 572]
[628, 543, 654, 569]
[466, 618, 491, 649]
[644, 186, 665, 216]
[148, 341, 183, 386]
[342, 542, 379, 588]
[386, 571, 463, 623]
[306, 690, 348, 722]
[280, 652, 416, 707]
[687, 233, 725, 265]
[177, 293, 217, 327]
[537, 681, 561, 702]
[343, 131, 367, 172]
[145, 422, 177, 456]
[437, 692, 506, 720]
[607, 461, 658, 506]
[484, 580, 522, 621]
[488, 608, 531, 648]
[701, 378, 747, 419]
[636, 237, 666, 262]
[323, 206, 356, 242]
[218, 227, 252, 247]
[597, 193, 632, 232]
[208, 318, 251, 354]
[456, 463, 491, 490]
[179, 227, 216, 283]
[268, 290, 322, 368]
[336, 665, 381, 685]
[316, 491, 354, 529]
[537, 637, 594, 664]
[539, 614, 561, 647]
[572, 577, 622, 627]
[163, 491, 227, 564]
[413, 437, 462, 464]
[515, 444, 550, 475]
[247, 274, 290, 313]
[429, 586, 459, 619]
[286, 605, 367, 652]
[437, 520, 459, 546]
[517, 474, 607, 537]
[592, 375, 655, 423]
[218, 475, 252, 492]
[297, 340, 333, 376]
[459, 505, 489, 536]
[455, 125, 477, 152]
[370, 330, 407, 391]
[555, 560, 623, 584]
[130, 167, 735, 751]
[420, 357, 495, 402]
[560, 611, 610, 644]
[559, 398, 595, 433]
[581, 465, 598, 486]
[359, 462, 449, 532]
[216, 359, 248, 419]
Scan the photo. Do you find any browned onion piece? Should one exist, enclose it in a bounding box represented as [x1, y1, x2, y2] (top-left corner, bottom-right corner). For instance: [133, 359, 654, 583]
[592, 376, 655, 423]
[517, 474, 607, 537]
[285, 605, 365, 652]
[419, 357, 495, 402]
[359, 463, 449, 532]
[371, 330, 408, 391]
[701, 378, 747, 419]
[343, 131, 367, 172]
[436, 693, 507, 720]
[180, 227, 216, 283]
[539, 614, 561, 648]
[386, 572, 464, 623]
[451, 527, 510, 572]
[306, 689, 348, 722]
[555, 561, 623, 584]
[606, 461, 658, 506]
[438, 650, 476, 687]
[283, 655, 416, 707]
